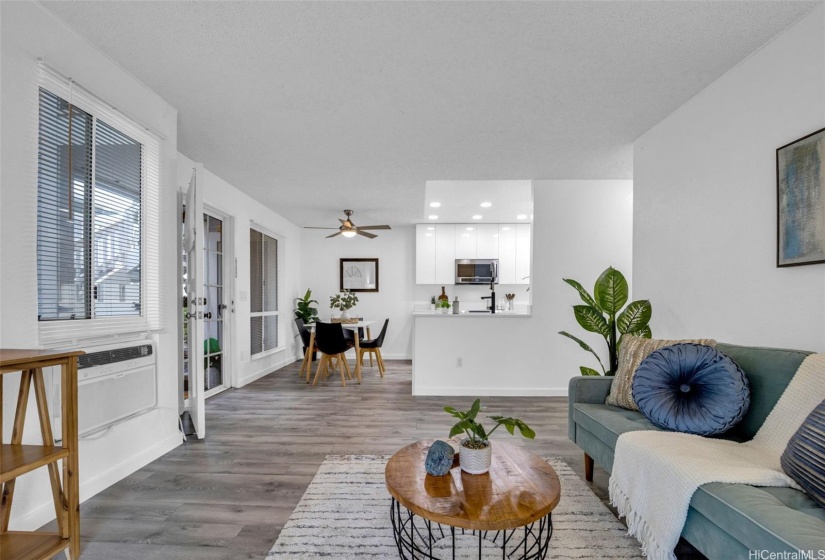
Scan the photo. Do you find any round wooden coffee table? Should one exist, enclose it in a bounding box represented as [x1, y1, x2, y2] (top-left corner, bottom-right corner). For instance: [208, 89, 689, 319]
[385, 440, 560, 560]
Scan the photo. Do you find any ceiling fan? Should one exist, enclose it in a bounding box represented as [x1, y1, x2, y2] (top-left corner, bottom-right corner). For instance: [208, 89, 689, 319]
[305, 209, 391, 239]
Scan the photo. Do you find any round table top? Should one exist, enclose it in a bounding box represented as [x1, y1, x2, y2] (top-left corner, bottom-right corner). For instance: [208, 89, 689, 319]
[385, 440, 560, 531]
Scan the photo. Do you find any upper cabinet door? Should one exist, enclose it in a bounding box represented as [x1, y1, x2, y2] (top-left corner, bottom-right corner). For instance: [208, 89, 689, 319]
[497, 224, 516, 284]
[454, 226, 477, 259]
[476, 224, 499, 259]
[515, 224, 532, 285]
[434, 224, 456, 284]
[415, 224, 436, 284]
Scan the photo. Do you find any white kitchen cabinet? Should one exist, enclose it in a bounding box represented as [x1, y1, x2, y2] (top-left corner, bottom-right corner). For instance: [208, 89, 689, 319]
[415, 224, 436, 284]
[434, 224, 456, 284]
[497, 224, 516, 284]
[476, 224, 499, 259]
[515, 224, 532, 285]
[454, 225, 477, 259]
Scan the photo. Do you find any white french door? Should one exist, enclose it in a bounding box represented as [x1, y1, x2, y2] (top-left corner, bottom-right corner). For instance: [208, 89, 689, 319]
[183, 168, 205, 439]
[202, 208, 231, 399]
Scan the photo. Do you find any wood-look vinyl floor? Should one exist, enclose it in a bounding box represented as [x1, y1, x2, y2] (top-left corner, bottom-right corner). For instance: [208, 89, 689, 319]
[42, 359, 704, 559]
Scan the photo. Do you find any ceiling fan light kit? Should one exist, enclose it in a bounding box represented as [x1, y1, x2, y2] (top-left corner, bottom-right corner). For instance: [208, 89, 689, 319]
[304, 209, 391, 239]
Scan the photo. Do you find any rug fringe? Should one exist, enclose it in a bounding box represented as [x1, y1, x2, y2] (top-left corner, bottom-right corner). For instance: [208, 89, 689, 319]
[609, 477, 675, 560]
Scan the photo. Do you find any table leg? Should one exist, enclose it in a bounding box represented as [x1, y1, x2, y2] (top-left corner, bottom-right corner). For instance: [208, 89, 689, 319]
[305, 331, 316, 383]
[64, 358, 80, 560]
[353, 330, 362, 384]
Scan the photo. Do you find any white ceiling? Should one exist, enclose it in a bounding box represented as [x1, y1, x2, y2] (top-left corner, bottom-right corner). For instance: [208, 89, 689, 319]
[41, 1, 818, 227]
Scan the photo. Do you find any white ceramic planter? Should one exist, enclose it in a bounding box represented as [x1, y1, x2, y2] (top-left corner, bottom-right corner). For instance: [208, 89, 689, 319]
[459, 439, 492, 474]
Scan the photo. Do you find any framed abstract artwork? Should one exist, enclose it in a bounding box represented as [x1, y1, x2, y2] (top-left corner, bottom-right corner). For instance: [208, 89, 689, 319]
[777, 126, 825, 267]
[340, 258, 379, 292]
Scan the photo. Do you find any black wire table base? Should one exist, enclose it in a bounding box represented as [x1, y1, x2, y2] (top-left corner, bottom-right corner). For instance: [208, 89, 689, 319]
[390, 498, 553, 560]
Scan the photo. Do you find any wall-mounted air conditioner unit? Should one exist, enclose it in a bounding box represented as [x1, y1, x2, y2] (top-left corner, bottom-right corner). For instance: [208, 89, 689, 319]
[52, 339, 157, 438]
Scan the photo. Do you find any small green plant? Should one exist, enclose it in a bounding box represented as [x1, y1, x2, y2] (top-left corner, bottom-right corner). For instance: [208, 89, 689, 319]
[445, 399, 535, 449]
[559, 266, 652, 376]
[294, 289, 319, 323]
[430, 295, 437, 305]
[438, 299, 451, 309]
[329, 290, 359, 312]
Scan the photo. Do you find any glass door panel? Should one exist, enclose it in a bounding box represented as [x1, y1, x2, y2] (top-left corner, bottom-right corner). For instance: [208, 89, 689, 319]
[203, 213, 227, 397]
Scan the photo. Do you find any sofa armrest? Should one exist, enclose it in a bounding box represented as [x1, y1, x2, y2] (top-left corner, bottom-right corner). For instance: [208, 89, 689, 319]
[568, 376, 614, 441]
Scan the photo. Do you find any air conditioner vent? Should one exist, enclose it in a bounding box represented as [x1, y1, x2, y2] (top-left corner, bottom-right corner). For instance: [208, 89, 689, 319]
[78, 344, 153, 369]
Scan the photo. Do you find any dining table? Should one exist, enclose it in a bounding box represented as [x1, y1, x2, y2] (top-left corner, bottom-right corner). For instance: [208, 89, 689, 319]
[299, 320, 374, 384]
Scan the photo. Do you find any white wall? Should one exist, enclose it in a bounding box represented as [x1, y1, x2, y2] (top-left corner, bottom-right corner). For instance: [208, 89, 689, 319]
[634, 5, 825, 352]
[414, 180, 634, 395]
[177, 154, 303, 386]
[300, 227, 417, 359]
[0, 2, 181, 529]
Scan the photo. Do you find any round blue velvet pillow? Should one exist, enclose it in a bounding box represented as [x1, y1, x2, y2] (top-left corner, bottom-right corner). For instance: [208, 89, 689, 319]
[631, 343, 750, 436]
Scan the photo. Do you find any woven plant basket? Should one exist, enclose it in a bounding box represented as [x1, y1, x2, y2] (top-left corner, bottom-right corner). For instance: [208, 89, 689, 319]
[459, 439, 492, 474]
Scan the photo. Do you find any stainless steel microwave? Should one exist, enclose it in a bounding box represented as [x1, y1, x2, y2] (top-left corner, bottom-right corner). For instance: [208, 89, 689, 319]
[455, 259, 498, 284]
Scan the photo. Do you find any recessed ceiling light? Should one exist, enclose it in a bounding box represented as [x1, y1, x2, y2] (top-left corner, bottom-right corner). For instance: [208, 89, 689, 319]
[465, 227, 474, 231]
[428, 215, 439, 220]
[425, 233, 433, 237]
[480, 202, 492, 208]
[472, 215, 482, 220]
[429, 202, 441, 208]
[516, 214, 527, 220]
[426, 226, 435, 231]
[462, 233, 470, 238]
[501, 226, 511, 231]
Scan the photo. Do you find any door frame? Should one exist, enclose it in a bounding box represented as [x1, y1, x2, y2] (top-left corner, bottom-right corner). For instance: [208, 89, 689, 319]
[202, 204, 235, 396]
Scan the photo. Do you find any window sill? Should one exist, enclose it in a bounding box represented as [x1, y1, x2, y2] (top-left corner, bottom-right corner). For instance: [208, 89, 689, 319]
[251, 346, 286, 361]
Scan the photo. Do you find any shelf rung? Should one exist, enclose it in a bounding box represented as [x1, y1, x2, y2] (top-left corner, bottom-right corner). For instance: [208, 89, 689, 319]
[0, 444, 69, 483]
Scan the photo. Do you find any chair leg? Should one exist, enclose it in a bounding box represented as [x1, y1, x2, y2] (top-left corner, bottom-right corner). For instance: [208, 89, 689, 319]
[341, 357, 353, 383]
[312, 355, 327, 386]
[584, 453, 594, 482]
[376, 348, 386, 377]
[369, 350, 374, 367]
[338, 354, 347, 386]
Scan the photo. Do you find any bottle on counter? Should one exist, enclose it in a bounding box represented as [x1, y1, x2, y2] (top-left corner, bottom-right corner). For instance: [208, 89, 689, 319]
[452, 296, 460, 314]
[438, 287, 449, 302]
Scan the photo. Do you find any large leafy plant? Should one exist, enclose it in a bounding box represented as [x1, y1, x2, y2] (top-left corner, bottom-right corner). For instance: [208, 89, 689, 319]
[445, 399, 536, 449]
[329, 290, 358, 311]
[294, 289, 319, 323]
[559, 267, 652, 376]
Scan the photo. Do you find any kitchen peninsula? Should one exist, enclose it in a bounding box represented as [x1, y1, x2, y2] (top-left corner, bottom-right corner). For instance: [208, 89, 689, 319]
[412, 307, 533, 396]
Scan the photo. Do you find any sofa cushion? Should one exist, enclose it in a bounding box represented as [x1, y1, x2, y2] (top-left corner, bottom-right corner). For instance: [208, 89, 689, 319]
[690, 482, 825, 553]
[716, 344, 813, 441]
[606, 336, 716, 411]
[632, 344, 750, 436]
[781, 398, 825, 509]
[572, 403, 662, 450]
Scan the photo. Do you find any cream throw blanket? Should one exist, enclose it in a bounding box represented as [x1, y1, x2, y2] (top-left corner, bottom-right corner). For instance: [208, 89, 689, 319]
[609, 354, 825, 560]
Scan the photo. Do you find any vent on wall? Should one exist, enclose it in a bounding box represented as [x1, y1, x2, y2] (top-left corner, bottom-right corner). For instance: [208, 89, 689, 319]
[52, 339, 157, 439]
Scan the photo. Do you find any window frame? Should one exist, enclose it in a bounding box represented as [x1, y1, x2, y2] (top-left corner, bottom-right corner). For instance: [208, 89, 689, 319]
[249, 224, 282, 358]
[36, 68, 162, 345]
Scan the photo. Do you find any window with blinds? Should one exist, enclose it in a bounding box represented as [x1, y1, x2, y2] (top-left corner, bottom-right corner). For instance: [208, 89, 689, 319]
[37, 87, 143, 321]
[250, 228, 279, 355]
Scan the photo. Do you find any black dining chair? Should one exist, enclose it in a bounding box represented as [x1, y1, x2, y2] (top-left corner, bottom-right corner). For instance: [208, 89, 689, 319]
[358, 319, 389, 377]
[313, 322, 353, 386]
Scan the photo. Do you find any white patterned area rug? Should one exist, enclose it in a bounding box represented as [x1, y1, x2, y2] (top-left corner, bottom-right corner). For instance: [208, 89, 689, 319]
[266, 455, 643, 559]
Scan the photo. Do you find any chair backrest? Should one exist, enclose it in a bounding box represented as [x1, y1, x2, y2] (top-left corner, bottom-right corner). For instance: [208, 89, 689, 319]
[375, 319, 389, 347]
[314, 322, 350, 355]
[294, 318, 311, 347]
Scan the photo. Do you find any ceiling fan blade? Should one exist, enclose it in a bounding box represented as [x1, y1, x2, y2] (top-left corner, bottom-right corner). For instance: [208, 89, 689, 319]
[357, 225, 391, 230]
[356, 230, 377, 239]
[305, 226, 339, 230]
[325, 231, 343, 238]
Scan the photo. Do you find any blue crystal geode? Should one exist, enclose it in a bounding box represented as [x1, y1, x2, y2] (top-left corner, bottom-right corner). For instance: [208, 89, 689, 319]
[425, 440, 455, 476]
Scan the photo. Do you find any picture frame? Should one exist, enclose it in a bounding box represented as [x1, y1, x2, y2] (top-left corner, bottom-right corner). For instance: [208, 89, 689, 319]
[340, 258, 379, 292]
[777, 126, 825, 267]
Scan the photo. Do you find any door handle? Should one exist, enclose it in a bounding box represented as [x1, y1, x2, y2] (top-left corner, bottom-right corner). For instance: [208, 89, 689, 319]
[204, 311, 212, 319]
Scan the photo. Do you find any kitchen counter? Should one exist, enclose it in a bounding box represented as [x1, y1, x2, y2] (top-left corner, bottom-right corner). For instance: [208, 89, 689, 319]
[412, 310, 531, 317]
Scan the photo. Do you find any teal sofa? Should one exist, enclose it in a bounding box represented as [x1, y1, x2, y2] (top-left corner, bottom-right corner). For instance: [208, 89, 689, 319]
[568, 343, 825, 559]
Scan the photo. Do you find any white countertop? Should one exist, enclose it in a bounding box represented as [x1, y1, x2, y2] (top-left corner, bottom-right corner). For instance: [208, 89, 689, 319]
[412, 310, 531, 318]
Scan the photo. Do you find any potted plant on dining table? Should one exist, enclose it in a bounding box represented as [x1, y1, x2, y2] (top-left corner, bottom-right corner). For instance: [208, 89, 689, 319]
[330, 290, 359, 321]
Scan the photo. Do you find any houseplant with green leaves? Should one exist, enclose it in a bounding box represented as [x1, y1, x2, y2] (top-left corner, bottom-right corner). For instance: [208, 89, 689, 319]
[329, 290, 359, 319]
[294, 289, 319, 323]
[444, 398, 536, 474]
[559, 266, 652, 376]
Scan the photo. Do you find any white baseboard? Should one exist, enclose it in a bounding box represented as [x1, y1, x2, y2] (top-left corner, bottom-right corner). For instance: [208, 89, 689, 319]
[12, 431, 181, 531]
[413, 387, 569, 397]
[239, 354, 294, 387]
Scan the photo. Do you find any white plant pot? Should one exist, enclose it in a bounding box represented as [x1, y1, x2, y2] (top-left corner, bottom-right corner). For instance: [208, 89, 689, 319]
[341, 309, 350, 320]
[459, 439, 492, 474]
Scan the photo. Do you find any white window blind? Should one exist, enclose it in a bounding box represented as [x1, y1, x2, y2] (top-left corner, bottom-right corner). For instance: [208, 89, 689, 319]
[36, 66, 163, 345]
[250, 228, 279, 355]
